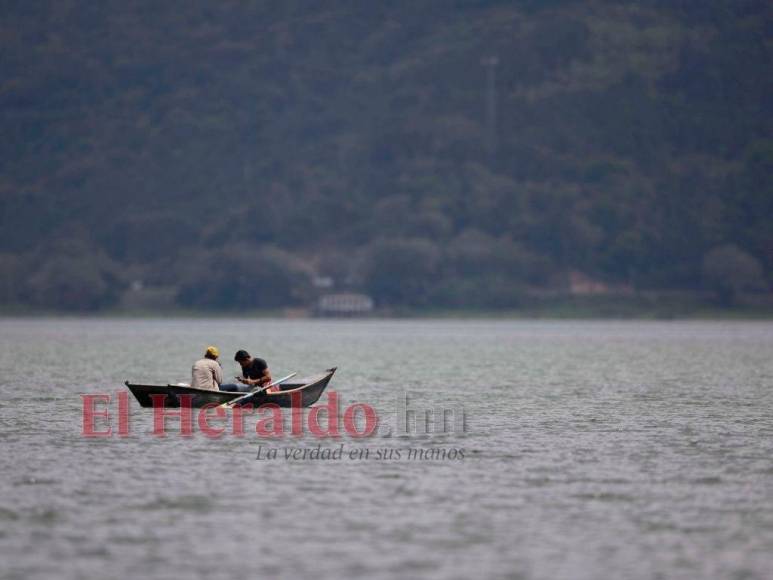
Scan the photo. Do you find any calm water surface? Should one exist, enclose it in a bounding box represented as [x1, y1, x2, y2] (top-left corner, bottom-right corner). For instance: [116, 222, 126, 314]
[1, 318, 772, 580]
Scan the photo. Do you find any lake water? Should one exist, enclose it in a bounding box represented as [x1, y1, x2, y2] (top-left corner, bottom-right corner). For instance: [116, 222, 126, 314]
[1, 318, 772, 580]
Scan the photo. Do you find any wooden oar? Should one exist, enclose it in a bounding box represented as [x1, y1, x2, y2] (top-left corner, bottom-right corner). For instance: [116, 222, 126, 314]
[220, 372, 297, 408]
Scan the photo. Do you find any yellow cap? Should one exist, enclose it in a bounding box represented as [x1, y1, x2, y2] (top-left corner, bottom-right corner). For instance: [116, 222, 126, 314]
[206, 346, 220, 358]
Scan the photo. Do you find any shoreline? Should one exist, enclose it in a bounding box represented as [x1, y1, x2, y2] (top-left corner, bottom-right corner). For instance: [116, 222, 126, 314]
[2, 304, 773, 321]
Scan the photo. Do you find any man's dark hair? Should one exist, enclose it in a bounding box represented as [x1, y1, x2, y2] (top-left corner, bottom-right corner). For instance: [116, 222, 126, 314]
[234, 350, 250, 362]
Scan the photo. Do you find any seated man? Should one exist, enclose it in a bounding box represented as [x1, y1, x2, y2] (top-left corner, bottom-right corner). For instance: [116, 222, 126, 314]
[219, 349, 274, 393]
[236, 349, 274, 391]
[190, 346, 223, 391]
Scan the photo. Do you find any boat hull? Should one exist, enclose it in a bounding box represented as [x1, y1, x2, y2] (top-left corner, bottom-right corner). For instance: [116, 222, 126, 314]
[125, 368, 336, 408]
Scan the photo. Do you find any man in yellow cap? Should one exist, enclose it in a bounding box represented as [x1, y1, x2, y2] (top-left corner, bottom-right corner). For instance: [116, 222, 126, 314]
[190, 346, 224, 391]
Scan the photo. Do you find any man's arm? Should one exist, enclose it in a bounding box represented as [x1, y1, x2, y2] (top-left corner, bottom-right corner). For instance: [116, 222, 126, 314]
[243, 360, 271, 387]
[256, 358, 271, 386]
[243, 370, 272, 387]
[213, 362, 223, 386]
[259, 368, 272, 386]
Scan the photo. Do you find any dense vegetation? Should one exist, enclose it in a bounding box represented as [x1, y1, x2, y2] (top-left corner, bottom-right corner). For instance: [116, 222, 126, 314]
[1, 0, 771, 311]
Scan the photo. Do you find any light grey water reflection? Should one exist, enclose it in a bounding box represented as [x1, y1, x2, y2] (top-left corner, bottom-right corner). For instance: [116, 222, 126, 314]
[1, 318, 772, 580]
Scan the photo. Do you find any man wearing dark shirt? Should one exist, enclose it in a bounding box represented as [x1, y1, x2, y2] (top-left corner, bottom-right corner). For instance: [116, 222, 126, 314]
[217, 350, 273, 393]
[234, 349, 273, 390]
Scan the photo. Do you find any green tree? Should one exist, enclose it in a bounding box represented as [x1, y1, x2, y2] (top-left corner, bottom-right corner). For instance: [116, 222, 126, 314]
[361, 238, 441, 306]
[702, 244, 766, 305]
[25, 252, 121, 311]
[177, 245, 312, 309]
[0, 254, 22, 305]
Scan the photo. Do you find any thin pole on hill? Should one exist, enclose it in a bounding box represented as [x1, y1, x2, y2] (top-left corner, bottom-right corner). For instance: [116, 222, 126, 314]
[481, 55, 499, 163]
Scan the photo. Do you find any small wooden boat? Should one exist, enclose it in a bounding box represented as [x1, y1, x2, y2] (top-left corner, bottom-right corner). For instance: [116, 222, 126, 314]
[126, 368, 336, 408]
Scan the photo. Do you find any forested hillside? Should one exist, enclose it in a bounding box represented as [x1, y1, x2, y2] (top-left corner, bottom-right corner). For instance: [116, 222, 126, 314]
[1, 0, 771, 310]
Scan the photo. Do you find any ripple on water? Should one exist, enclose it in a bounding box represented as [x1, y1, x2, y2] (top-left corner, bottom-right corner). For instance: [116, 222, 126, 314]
[572, 492, 636, 503]
[108, 534, 156, 545]
[76, 546, 112, 559]
[14, 476, 60, 486]
[135, 495, 215, 513]
[0, 507, 19, 521]
[27, 508, 63, 524]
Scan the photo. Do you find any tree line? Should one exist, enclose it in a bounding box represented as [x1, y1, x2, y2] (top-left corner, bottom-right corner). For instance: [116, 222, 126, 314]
[0, 0, 770, 310]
